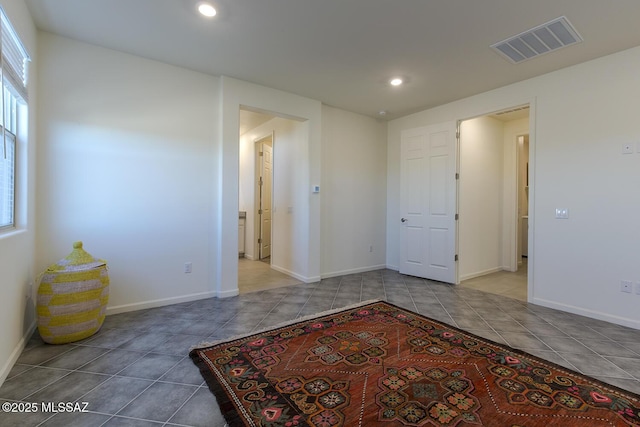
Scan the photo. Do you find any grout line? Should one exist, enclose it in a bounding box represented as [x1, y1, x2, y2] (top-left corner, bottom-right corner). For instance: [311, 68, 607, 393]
[401, 277, 419, 314]
[600, 355, 640, 382]
[251, 290, 293, 332]
[330, 276, 342, 310]
[429, 287, 460, 329]
[380, 271, 388, 302]
[294, 281, 318, 319]
[106, 357, 185, 423]
[453, 295, 517, 348]
[163, 385, 201, 426]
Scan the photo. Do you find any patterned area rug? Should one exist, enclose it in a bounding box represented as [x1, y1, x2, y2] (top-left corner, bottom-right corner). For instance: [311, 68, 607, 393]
[190, 301, 640, 426]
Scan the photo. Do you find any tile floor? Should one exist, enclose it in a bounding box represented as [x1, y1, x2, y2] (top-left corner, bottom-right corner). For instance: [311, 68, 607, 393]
[2, 268, 640, 426]
[238, 257, 302, 293]
[461, 258, 528, 301]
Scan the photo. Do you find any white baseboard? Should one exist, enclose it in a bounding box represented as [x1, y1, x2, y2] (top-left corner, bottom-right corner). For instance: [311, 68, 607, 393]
[0, 320, 36, 387]
[321, 264, 388, 279]
[386, 264, 399, 271]
[106, 291, 217, 315]
[459, 267, 503, 282]
[532, 297, 640, 330]
[270, 264, 320, 284]
[216, 288, 239, 298]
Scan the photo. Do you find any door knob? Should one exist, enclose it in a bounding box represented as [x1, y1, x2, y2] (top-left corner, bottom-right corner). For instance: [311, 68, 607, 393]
[401, 218, 407, 222]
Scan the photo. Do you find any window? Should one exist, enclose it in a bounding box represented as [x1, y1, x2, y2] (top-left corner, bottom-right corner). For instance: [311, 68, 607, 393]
[0, 7, 30, 230]
[0, 87, 17, 229]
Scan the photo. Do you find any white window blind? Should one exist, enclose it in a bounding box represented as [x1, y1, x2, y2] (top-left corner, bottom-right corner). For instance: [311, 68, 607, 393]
[0, 8, 28, 230]
[1, 7, 30, 101]
[0, 130, 14, 228]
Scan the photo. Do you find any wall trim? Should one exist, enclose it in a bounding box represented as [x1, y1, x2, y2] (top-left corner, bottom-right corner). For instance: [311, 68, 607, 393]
[271, 264, 320, 284]
[0, 320, 36, 387]
[533, 297, 640, 330]
[106, 291, 218, 315]
[321, 264, 388, 279]
[459, 267, 503, 282]
[217, 288, 240, 299]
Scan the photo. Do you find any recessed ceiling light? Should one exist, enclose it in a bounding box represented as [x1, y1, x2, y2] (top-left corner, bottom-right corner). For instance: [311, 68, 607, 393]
[197, 2, 217, 17]
[378, 110, 387, 116]
[389, 77, 403, 86]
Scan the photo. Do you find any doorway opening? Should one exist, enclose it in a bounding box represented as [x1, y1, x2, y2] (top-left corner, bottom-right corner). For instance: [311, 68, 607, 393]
[237, 107, 305, 293]
[458, 105, 530, 301]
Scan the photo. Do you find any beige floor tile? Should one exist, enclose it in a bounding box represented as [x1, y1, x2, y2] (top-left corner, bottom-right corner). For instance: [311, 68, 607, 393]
[460, 258, 528, 301]
[238, 257, 303, 293]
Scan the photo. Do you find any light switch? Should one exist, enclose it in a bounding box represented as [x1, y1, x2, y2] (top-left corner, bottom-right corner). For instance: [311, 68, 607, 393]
[555, 208, 569, 219]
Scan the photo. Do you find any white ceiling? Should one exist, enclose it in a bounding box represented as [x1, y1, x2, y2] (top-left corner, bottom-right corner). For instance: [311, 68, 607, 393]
[25, 0, 640, 120]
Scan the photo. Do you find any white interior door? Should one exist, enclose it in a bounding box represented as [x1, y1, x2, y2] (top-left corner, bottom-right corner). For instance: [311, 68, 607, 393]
[400, 122, 458, 284]
[259, 142, 273, 259]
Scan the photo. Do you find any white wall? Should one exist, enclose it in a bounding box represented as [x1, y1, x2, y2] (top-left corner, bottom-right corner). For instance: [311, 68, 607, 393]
[459, 116, 504, 280]
[238, 130, 254, 250]
[239, 116, 309, 279]
[36, 34, 219, 312]
[321, 106, 387, 277]
[388, 45, 640, 329]
[503, 118, 529, 269]
[0, 0, 38, 385]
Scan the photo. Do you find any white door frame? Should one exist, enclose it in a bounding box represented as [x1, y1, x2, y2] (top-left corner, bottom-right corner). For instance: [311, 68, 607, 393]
[516, 133, 529, 268]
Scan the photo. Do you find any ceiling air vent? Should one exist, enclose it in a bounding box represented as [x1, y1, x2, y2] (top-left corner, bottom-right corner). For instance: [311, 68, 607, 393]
[491, 16, 583, 64]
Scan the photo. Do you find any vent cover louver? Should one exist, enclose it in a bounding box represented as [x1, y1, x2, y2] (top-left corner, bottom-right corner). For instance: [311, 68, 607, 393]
[491, 16, 583, 64]
[495, 105, 529, 116]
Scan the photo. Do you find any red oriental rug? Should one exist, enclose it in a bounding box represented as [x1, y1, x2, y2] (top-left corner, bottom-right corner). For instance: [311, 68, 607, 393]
[190, 300, 640, 426]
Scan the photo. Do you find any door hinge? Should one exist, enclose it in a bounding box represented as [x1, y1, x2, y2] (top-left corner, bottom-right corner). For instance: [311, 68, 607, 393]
[455, 173, 459, 180]
[258, 238, 262, 244]
[455, 254, 459, 262]
[456, 131, 460, 139]
[259, 177, 263, 186]
[259, 151, 264, 156]
[455, 213, 459, 220]
[258, 209, 263, 214]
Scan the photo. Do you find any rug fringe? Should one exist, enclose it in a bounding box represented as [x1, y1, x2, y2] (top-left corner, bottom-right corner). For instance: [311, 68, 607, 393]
[190, 299, 381, 351]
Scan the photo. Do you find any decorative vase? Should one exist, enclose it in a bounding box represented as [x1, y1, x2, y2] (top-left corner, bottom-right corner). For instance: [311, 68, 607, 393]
[36, 241, 110, 344]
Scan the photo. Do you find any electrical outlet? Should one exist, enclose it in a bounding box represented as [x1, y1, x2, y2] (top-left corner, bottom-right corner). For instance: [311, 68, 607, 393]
[621, 280, 633, 293]
[184, 262, 192, 274]
[555, 208, 569, 219]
